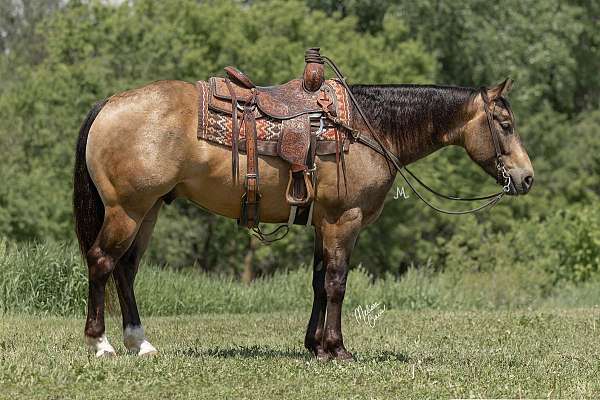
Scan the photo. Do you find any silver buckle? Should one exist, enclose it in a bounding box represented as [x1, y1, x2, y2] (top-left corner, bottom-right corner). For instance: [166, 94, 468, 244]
[315, 116, 325, 138]
[501, 167, 512, 193]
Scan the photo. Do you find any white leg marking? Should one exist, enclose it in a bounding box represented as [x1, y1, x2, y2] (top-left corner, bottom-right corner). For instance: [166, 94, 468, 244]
[85, 334, 116, 357]
[123, 325, 157, 356]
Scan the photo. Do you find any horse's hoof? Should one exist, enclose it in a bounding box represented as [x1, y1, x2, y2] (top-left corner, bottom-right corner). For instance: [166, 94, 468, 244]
[85, 334, 116, 358]
[95, 348, 117, 358]
[138, 341, 158, 356]
[123, 326, 157, 356]
[334, 349, 354, 362]
[315, 349, 332, 362]
[126, 341, 158, 356]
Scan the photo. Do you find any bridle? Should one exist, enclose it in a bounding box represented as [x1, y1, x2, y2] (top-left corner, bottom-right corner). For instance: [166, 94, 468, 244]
[322, 56, 513, 215]
[480, 87, 513, 194]
[249, 58, 515, 243]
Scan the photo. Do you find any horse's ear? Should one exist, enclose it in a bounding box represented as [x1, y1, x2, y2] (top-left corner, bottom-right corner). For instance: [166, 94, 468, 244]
[487, 78, 513, 101]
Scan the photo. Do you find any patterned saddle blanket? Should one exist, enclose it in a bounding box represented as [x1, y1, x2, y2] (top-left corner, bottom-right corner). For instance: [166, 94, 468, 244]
[195, 78, 352, 156]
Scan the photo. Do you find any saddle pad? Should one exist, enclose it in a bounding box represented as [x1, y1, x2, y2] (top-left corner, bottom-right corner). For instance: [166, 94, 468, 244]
[195, 79, 352, 155]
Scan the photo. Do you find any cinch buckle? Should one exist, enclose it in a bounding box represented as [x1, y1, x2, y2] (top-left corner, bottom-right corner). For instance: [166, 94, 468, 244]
[244, 173, 257, 188]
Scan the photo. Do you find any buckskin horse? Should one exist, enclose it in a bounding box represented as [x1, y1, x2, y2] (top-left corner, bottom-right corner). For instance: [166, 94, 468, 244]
[73, 50, 533, 360]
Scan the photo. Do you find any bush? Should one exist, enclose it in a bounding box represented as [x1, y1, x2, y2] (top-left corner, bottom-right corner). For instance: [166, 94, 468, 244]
[0, 239, 87, 315]
[439, 205, 600, 285]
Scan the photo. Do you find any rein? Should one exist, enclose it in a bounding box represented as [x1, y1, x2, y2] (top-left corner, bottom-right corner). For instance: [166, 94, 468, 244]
[249, 56, 513, 243]
[323, 56, 512, 215]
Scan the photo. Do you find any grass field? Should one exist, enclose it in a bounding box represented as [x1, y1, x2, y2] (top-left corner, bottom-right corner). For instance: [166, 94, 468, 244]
[3, 241, 600, 398]
[2, 309, 600, 399]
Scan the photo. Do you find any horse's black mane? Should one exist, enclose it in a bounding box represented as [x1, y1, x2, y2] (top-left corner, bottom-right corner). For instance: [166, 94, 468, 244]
[349, 84, 477, 152]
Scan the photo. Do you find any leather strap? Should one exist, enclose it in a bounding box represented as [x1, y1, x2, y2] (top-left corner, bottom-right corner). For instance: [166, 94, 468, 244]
[242, 91, 260, 228]
[320, 56, 507, 213]
[480, 88, 510, 187]
[236, 137, 350, 155]
[480, 89, 503, 162]
[225, 78, 239, 183]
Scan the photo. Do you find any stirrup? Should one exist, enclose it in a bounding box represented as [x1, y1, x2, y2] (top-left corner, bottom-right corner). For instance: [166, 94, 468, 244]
[285, 169, 314, 206]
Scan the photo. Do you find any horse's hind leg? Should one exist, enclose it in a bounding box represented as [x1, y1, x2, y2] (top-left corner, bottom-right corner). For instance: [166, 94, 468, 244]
[84, 203, 151, 357]
[114, 200, 162, 356]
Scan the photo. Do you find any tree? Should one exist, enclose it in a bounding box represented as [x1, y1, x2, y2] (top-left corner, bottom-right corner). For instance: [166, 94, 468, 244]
[0, 0, 436, 275]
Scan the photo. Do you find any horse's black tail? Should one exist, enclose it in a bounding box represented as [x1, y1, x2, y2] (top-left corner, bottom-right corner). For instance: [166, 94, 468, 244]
[73, 100, 108, 257]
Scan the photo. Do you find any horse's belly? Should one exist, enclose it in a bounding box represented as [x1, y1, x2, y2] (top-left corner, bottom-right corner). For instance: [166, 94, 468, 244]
[176, 141, 293, 223]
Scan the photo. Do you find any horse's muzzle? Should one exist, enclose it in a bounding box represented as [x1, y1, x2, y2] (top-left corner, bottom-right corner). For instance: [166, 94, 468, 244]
[522, 175, 534, 193]
[507, 168, 534, 195]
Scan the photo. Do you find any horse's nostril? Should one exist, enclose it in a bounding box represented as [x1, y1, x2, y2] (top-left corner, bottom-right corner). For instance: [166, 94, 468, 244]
[523, 175, 534, 191]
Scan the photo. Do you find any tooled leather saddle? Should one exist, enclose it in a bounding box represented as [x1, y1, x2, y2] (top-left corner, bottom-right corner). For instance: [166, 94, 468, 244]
[196, 48, 352, 229]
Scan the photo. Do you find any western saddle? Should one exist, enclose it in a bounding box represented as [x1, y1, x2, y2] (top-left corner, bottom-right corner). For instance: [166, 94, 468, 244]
[205, 48, 349, 231]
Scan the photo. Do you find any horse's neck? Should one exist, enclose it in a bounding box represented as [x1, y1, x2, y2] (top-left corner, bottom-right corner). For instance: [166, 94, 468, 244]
[392, 126, 447, 166]
[349, 84, 475, 166]
[352, 109, 463, 166]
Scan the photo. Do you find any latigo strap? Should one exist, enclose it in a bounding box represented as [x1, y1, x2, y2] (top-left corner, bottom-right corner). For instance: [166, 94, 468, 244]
[240, 92, 260, 228]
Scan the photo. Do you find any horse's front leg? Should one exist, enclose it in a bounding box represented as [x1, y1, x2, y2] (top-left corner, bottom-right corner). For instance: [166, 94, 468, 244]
[319, 208, 362, 361]
[304, 230, 328, 359]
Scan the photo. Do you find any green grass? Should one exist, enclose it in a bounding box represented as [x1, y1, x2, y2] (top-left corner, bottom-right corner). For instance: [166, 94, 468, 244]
[1, 309, 600, 399]
[3, 239, 600, 397]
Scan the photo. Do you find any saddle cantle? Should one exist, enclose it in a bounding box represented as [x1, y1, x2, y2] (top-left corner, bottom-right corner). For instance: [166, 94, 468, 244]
[224, 66, 255, 89]
[196, 48, 352, 229]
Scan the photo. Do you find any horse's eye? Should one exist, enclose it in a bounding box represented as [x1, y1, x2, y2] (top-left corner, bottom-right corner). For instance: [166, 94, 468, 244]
[500, 122, 512, 132]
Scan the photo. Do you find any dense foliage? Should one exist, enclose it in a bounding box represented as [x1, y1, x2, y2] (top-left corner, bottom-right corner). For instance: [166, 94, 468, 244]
[0, 0, 599, 284]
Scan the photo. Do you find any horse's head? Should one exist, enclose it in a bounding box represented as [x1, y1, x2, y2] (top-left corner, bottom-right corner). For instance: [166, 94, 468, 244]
[462, 79, 534, 195]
